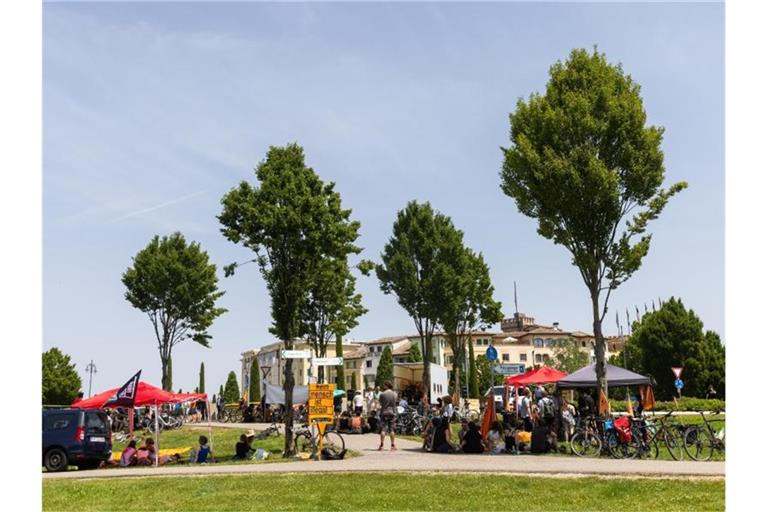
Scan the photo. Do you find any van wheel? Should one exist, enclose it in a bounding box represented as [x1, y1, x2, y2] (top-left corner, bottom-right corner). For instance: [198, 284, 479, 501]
[45, 448, 68, 472]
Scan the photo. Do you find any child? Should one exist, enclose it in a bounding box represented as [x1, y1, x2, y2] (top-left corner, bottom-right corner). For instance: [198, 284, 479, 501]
[120, 439, 138, 467]
[189, 435, 213, 464]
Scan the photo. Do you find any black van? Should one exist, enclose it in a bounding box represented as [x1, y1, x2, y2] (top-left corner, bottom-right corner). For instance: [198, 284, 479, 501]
[42, 409, 112, 471]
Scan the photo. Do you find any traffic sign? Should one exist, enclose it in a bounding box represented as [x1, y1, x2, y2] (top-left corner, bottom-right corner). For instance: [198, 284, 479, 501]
[674, 379, 684, 390]
[281, 350, 311, 359]
[308, 383, 335, 422]
[671, 367, 684, 379]
[313, 357, 343, 366]
[496, 363, 526, 375]
[485, 345, 498, 361]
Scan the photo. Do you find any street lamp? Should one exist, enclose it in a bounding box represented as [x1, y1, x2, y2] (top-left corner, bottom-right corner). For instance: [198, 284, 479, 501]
[85, 360, 97, 397]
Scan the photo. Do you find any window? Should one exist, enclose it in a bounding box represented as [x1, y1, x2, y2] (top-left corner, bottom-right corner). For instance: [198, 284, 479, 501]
[543, 354, 550, 361]
[581, 341, 586, 348]
[369, 347, 375, 353]
[377, 346, 382, 353]
[476, 339, 482, 346]
[366, 360, 372, 368]
[502, 353, 509, 362]
[545, 338, 554, 347]
[535, 354, 543, 363]
[448, 356, 454, 364]
[519, 353, 527, 362]
[484, 339, 489, 346]
[45, 414, 72, 431]
[533, 338, 544, 348]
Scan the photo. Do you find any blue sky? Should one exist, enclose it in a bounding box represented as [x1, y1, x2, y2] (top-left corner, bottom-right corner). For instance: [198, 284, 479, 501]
[43, 1, 724, 395]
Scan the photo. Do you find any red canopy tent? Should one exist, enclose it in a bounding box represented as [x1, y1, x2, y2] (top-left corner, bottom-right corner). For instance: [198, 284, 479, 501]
[504, 366, 568, 386]
[71, 381, 202, 409]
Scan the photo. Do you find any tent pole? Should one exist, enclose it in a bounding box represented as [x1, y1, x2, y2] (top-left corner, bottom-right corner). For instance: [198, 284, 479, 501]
[154, 404, 159, 467]
[207, 398, 213, 458]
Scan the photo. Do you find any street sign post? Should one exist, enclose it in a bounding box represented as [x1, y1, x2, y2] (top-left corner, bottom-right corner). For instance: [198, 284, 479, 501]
[485, 346, 498, 361]
[313, 357, 343, 366]
[671, 367, 684, 379]
[496, 363, 526, 375]
[281, 350, 311, 359]
[308, 383, 335, 460]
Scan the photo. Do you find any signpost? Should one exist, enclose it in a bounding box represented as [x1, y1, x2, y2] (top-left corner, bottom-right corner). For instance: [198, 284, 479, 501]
[671, 367, 684, 398]
[282, 350, 311, 359]
[308, 383, 335, 461]
[497, 363, 526, 375]
[485, 346, 498, 391]
[313, 357, 343, 366]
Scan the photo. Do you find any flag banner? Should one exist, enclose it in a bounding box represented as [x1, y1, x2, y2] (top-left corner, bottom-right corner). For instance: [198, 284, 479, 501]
[104, 370, 142, 407]
[598, 388, 611, 415]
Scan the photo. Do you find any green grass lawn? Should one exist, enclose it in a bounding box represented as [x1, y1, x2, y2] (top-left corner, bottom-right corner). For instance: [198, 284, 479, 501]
[42, 472, 724, 512]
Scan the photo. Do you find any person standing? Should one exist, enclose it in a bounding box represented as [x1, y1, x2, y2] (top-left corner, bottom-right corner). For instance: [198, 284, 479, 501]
[377, 381, 398, 451]
[518, 388, 533, 432]
[561, 399, 576, 442]
[353, 391, 364, 417]
[365, 388, 374, 413]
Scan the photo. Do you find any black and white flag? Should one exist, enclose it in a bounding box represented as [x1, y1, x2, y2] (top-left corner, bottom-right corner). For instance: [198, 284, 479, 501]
[104, 370, 141, 407]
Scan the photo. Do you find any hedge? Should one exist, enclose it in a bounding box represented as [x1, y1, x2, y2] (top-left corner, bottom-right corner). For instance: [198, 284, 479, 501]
[608, 397, 725, 413]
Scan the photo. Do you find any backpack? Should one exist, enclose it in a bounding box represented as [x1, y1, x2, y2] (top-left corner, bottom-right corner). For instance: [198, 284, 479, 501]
[541, 398, 555, 420]
[614, 415, 632, 443]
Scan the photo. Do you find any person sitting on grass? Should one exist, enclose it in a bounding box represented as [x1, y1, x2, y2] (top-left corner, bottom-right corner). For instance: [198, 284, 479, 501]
[119, 439, 138, 467]
[234, 431, 255, 460]
[189, 435, 213, 464]
[461, 421, 484, 454]
[138, 438, 180, 466]
[430, 417, 456, 453]
[484, 421, 506, 455]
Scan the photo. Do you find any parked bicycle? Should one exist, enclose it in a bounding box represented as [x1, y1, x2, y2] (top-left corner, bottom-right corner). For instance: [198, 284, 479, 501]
[683, 411, 725, 461]
[570, 415, 638, 459]
[293, 423, 345, 459]
[631, 411, 685, 460]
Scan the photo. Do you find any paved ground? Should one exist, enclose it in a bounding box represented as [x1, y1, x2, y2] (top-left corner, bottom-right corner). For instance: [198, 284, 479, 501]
[43, 422, 724, 480]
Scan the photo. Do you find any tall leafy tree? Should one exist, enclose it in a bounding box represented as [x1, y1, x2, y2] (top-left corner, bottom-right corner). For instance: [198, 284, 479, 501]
[437, 248, 503, 402]
[375, 346, 394, 388]
[250, 358, 261, 402]
[42, 347, 82, 405]
[223, 371, 240, 403]
[198, 362, 205, 394]
[552, 339, 590, 374]
[500, 48, 686, 399]
[122, 232, 227, 390]
[219, 143, 361, 456]
[621, 297, 725, 400]
[301, 257, 368, 383]
[334, 334, 346, 391]
[376, 201, 463, 400]
[407, 342, 422, 363]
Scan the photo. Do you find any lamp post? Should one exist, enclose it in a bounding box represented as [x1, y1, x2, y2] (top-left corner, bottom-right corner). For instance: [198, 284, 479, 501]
[85, 360, 97, 397]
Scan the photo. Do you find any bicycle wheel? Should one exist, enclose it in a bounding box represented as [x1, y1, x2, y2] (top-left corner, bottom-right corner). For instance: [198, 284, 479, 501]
[571, 431, 601, 458]
[295, 433, 315, 456]
[607, 431, 640, 459]
[321, 431, 345, 457]
[662, 428, 684, 461]
[683, 426, 714, 461]
[637, 437, 658, 459]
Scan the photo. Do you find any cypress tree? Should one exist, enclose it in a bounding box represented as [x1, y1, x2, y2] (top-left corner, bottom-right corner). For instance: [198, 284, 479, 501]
[199, 362, 205, 394]
[223, 371, 240, 403]
[375, 346, 394, 387]
[468, 341, 479, 398]
[335, 334, 346, 391]
[407, 343, 422, 362]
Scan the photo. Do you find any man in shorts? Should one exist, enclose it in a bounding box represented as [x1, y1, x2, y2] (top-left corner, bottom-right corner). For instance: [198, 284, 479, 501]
[378, 381, 398, 451]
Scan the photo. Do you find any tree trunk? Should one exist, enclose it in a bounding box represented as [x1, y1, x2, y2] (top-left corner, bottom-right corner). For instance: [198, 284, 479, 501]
[422, 333, 432, 402]
[449, 334, 461, 399]
[283, 356, 295, 456]
[161, 355, 173, 391]
[591, 289, 608, 412]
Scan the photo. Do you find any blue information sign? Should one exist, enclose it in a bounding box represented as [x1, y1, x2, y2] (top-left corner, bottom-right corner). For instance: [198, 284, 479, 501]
[674, 379, 684, 389]
[485, 345, 498, 361]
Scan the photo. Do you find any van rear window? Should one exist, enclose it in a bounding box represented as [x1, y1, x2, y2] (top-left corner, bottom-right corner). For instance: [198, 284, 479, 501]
[85, 412, 107, 434]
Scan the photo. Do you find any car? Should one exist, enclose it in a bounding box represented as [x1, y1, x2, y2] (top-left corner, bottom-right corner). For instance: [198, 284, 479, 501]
[484, 386, 516, 412]
[42, 408, 112, 472]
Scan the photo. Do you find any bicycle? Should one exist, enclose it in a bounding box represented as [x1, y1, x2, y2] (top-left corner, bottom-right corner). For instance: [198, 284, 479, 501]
[570, 415, 638, 459]
[631, 411, 685, 460]
[452, 403, 481, 423]
[683, 411, 725, 461]
[293, 423, 345, 459]
[254, 420, 282, 440]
